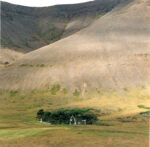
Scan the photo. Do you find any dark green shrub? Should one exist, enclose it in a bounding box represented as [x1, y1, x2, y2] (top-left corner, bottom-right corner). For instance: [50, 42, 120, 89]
[43, 112, 51, 122]
[37, 109, 44, 120]
[62, 88, 67, 94]
[138, 105, 150, 109]
[73, 89, 80, 96]
[36, 108, 98, 125]
[10, 90, 18, 96]
[51, 84, 61, 95]
[140, 111, 150, 116]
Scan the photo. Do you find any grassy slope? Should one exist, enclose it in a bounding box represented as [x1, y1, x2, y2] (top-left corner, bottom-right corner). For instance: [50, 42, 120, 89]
[0, 48, 24, 67]
[0, 121, 149, 147]
[0, 88, 149, 147]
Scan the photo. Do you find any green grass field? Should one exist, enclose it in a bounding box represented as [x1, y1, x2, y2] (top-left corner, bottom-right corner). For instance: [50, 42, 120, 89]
[0, 118, 149, 147]
[0, 87, 149, 147]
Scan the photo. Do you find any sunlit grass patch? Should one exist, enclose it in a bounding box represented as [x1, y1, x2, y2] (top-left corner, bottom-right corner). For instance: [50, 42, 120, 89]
[0, 127, 56, 139]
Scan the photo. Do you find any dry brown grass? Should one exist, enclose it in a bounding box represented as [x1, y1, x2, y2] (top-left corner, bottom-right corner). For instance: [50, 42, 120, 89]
[0, 87, 149, 147]
[0, 119, 149, 147]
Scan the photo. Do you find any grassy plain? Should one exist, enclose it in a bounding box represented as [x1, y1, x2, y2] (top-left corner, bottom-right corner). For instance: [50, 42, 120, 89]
[0, 87, 149, 147]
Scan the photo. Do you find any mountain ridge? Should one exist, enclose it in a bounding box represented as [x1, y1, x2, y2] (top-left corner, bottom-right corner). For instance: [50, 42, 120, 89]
[1, 0, 130, 53]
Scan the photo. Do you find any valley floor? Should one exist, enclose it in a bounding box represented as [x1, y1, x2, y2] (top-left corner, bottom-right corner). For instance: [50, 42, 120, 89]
[0, 88, 149, 147]
[0, 117, 149, 147]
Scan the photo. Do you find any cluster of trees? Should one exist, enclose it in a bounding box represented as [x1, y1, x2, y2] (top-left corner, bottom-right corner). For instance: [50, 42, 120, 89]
[37, 108, 98, 125]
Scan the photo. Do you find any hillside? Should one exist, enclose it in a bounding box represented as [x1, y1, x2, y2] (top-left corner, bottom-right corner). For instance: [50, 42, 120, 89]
[0, 0, 149, 90]
[0, 1, 149, 146]
[0, 48, 24, 67]
[1, 0, 128, 52]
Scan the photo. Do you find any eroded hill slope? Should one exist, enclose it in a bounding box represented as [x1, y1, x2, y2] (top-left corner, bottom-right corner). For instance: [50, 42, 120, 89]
[0, 0, 149, 90]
